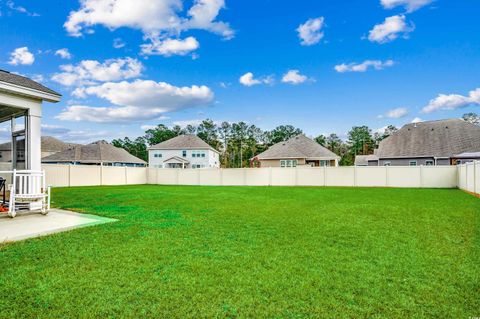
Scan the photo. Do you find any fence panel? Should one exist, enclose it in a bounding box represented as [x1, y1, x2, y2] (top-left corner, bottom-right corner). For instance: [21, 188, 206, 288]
[222, 169, 246, 186]
[325, 167, 355, 187]
[421, 166, 458, 188]
[43, 164, 70, 187]
[199, 169, 222, 185]
[270, 168, 296, 186]
[69, 165, 101, 186]
[355, 167, 387, 187]
[296, 168, 325, 186]
[126, 167, 148, 185]
[245, 168, 270, 186]
[386, 166, 421, 188]
[177, 169, 199, 185]
[102, 167, 126, 185]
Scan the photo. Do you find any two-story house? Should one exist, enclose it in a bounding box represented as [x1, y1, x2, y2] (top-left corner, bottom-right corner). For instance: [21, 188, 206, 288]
[148, 135, 220, 169]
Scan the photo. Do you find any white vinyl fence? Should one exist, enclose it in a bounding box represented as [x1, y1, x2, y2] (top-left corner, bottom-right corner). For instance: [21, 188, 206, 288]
[42, 164, 148, 187]
[148, 166, 458, 188]
[458, 161, 480, 196]
[11, 164, 464, 190]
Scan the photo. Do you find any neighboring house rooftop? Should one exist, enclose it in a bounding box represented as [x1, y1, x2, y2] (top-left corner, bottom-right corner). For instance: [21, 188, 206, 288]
[0, 136, 79, 152]
[454, 152, 480, 158]
[255, 135, 340, 160]
[377, 119, 480, 158]
[354, 155, 379, 166]
[149, 134, 219, 153]
[42, 140, 146, 165]
[0, 69, 61, 97]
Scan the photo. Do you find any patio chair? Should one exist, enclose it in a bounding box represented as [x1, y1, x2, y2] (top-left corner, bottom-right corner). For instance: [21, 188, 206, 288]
[0, 178, 5, 205]
[8, 170, 51, 218]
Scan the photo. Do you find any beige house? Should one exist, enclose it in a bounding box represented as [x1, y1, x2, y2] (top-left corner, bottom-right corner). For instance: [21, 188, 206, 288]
[251, 135, 340, 167]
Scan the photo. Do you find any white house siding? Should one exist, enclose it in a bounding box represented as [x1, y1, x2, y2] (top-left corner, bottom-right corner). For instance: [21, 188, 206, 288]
[0, 91, 43, 170]
[149, 149, 220, 169]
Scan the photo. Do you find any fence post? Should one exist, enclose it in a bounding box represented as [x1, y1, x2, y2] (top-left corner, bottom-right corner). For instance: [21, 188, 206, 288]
[473, 161, 477, 194]
[420, 165, 424, 188]
[323, 167, 327, 186]
[100, 164, 103, 186]
[220, 168, 224, 186]
[124, 166, 128, 185]
[197, 169, 200, 185]
[385, 165, 389, 187]
[68, 164, 71, 187]
[243, 168, 247, 186]
[353, 165, 357, 187]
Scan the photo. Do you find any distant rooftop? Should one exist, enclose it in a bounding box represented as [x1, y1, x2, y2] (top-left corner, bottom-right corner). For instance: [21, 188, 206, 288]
[149, 134, 218, 153]
[377, 119, 480, 158]
[42, 140, 146, 165]
[255, 135, 340, 160]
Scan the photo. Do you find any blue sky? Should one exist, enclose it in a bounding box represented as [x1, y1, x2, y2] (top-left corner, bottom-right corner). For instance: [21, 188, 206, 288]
[1, 0, 479, 143]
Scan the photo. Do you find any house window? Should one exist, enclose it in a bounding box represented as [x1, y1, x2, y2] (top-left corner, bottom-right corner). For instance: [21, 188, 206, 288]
[425, 160, 434, 166]
[409, 161, 417, 166]
[280, 160, 297, 168]
[182, 150, 187, 157]
[154, 153, 162, 158]
[384, 162, 391, 166]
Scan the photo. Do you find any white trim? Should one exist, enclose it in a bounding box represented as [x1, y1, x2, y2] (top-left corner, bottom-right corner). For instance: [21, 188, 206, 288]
[0, 81, 61, 103]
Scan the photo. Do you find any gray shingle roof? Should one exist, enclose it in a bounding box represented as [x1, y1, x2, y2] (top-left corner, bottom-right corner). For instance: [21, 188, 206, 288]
[377, 119, 480, 158]
[149, 134, 218, 152]
[42, 140, 146, 164]
[255, 135, 340, 160]
[354, 155, 379, 165]
[0, 70, 61, 96]
[0, 136, 79, 152]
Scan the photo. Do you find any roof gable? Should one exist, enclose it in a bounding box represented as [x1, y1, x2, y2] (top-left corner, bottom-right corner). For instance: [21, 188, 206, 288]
[149, 134, 218, 152]
[255, 135, 340, 160]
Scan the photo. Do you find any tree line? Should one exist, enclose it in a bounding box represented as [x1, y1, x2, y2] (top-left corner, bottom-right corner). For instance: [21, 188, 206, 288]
[112, 112, 479, 167]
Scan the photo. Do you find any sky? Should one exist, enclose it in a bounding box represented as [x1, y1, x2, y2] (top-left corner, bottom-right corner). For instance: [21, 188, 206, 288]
[0, 0, 479, 143]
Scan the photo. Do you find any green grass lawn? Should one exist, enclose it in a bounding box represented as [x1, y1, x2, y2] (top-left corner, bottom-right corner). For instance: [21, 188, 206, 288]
[1, 186, 479, 318]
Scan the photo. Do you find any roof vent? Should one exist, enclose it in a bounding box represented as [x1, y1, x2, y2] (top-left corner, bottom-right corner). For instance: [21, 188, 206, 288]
[431, 128, 434, 131]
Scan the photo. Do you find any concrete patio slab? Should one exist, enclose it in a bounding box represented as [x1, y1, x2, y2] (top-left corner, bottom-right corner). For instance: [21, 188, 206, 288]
[0, 209, 116, 243]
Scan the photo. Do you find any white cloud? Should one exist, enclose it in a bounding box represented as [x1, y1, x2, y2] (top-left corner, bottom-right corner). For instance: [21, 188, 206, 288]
[368, 15, 414, 44]
[380, 0, 433, 12]
[335, 60, 394, 73]
[57, 79, 214, 123]
[239, 72, 273, 87]
[113, 38, 126, 49]
[31, 74, 45, 83]
[378, 107, 408, 119]
[411, 117, 423, 123]
[297, 17, 325, 46]
[8, 47, 35, 65]
[6, 1, 39, 16]
[64, 0, 233, 55]
[281, 70, 310, 85]
[41, 124, 118, 144]
[421, 88, 480, 114]
[51, 57, 143, 86]
[140, 124, 159, 131]
[141, 36, 199, 56]
[172, 119, 204, 127]
[55, 48, 72, 59]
